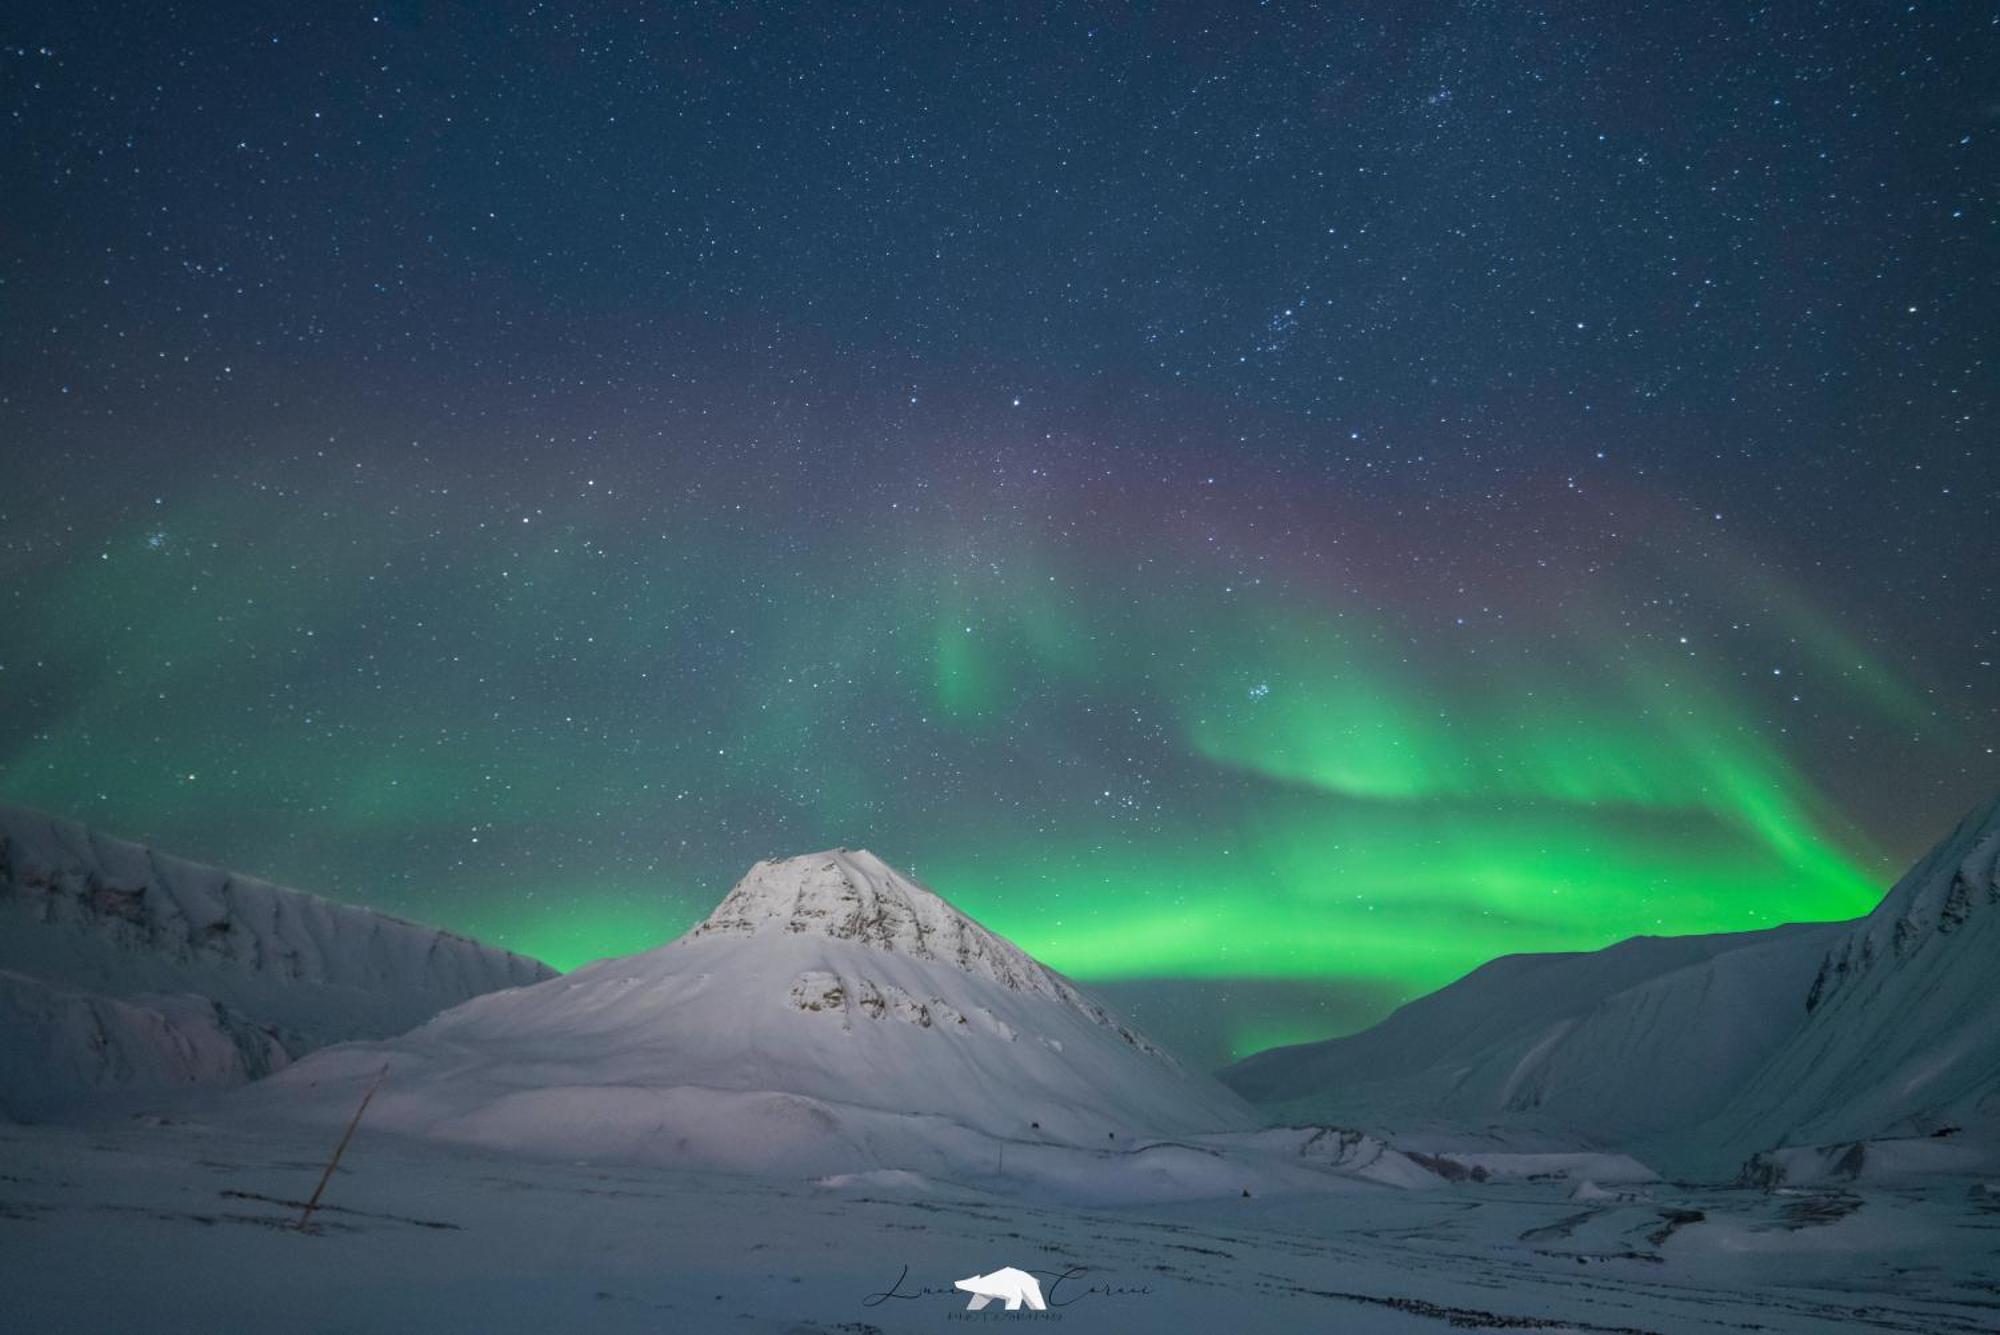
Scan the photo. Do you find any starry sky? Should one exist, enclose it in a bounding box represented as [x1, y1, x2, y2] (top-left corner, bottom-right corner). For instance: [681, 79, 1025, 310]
[4, 2, 1996, 1068]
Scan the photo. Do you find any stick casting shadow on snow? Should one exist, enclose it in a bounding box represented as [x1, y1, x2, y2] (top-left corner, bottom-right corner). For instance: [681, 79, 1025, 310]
[296, 1063, 390, 1232]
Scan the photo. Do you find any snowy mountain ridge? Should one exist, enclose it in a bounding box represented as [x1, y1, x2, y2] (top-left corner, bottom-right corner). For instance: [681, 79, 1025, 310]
[0, 804, 555, 1110]
[1805, 792, 2000, 1014]
[0, 968, 289, 1115]
[1222, 920, 1843, 1153]
[1223, 791, 2000, 1180]
[1703, 791, 2000, 1169]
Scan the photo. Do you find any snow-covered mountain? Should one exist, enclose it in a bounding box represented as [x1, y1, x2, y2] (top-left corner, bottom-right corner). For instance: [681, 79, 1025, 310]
[1705, 792, 2000, 1172]
[0, 804, 554, 1112]
[251, 849, 1258, 1185]
[1223, 792, 2000, 1180]
[0, 969, 289, 1114]
[1223, 921, 1843, 1153]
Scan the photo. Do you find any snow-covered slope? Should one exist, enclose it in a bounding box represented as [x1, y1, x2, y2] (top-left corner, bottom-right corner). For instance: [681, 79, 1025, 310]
[1705, 792, 2000, 1171]
[684, 847, 1175, 1057]
[1223, 792, 2000, 1180]
[250, 849, 1258, 1186]
[0, 805, 554, 1107]
[0, 970, 288, 1117]
[1223, 921, 1841, 1152]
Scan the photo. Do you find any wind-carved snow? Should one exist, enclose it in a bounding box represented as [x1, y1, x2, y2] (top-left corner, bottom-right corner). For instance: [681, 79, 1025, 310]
[18, 1112, 2000, 1334]
[1498, 1018, 1574, 1111]
[691, 849, 1163, 1057]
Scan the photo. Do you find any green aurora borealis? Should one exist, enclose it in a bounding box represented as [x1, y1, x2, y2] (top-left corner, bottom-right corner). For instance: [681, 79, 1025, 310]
[8, 3, 1996, 1071]
[3, 443, 1972, 1064]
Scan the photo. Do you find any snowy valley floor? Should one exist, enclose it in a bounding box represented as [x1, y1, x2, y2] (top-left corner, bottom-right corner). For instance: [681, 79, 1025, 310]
[3, 1117, 1998, 1334]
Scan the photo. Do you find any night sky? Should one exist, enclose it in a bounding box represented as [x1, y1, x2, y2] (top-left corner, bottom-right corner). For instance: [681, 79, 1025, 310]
[4, 3, 1995, 1067]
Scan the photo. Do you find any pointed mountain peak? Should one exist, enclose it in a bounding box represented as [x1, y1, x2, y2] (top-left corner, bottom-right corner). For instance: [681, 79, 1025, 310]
[688, 847, 960, 943]
[1805, 791, 2000, 1010]
[681, 848, 1166, 1057]
[1872, 791, 2000, 932]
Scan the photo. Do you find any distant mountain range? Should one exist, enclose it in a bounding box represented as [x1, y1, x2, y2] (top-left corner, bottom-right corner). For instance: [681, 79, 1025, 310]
[9, 791, 1997, 1188]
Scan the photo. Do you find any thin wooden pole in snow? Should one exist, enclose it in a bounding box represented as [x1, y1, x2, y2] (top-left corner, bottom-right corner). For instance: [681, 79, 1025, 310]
[297, 1063, 389, 1231]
